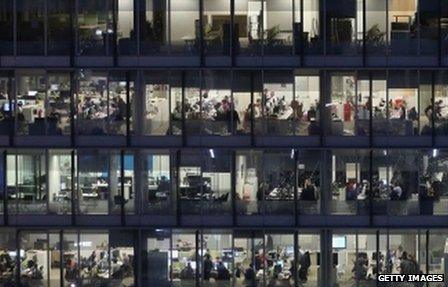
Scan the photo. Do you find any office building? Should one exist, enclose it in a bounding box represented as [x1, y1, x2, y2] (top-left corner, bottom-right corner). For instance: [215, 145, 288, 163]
[0, 0, 447, 286]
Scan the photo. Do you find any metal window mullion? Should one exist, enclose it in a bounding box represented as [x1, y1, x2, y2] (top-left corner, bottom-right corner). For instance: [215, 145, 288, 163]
[3, 151, 8, 225]
[13, 0, 16, 56]
[45, 149, 49, 214]
[46, 232, 50, 285]
[44, 0, 48, 55]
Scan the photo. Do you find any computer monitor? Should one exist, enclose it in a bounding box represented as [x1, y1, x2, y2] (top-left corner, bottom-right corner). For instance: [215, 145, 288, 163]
[332, 236, 346, 249]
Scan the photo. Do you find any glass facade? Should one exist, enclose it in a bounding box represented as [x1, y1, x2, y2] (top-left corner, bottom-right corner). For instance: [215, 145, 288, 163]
[4, 1, 448, 286]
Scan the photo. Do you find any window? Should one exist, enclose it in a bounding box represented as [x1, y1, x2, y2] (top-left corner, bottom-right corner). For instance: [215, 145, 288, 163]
[366, 0, 387, 55]
[48, 0, 71, 55]
[294, 71, 321, 136]
[325, 0, 362, 55]
[171, 230, 197, 285]
[201, 231, 233, 285]
[117, 0, 136, 55]
[235, 0, 263, 55]
[388, 0, 417, 55]
[235, 150, 262, 215]
[77, 70, 129, 136]
[144, 229, 171, 286]
[17, 0, 45, 55]
[48, 150, 72, 214]
[386, 70, 419, 136]
[0, 229, 16, 285]
[297, 149, 320, 214]
[303, 0, 322, 54]
[331, 149, 370, 215]
[7, 150, 47, 214]
[201, 70, 232, 136]
[328, 72, 357, 136]
[77, 0, 113, 56]
[170, 0, 200, 55]
[142, 71, 180, 136]
[142, 150, 174, 215]
[203, 0, 232, 56]
[0, 75, 12, 135]
[263, 150, 295, 215]
[262, 70, 294, 135]
[16, 72, 46, 136]
[264, 233, 295, 285]
[141, 0, 169, 55]
[372, 149, 419, 215]
[48, 72, 71, 135]
[0, 0, 13, 55]
[77, 150, 122, 214]
[233, 71, 256, 135]
[179, 150, 232, 215]
[264, 0, 293, 55]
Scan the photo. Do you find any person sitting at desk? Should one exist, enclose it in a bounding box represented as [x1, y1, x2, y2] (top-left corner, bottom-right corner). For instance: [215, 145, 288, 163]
[244, 264, 255, 282]
[300, 179, 317, 201]
[390, 181, 403, 200]
[180, 263, 195, 280]
[216, 261, 230, 281]
[203, 253, 213, 280]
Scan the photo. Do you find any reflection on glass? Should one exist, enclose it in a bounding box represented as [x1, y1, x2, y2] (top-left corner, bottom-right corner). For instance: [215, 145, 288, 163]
[7, 151, 47, 214]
